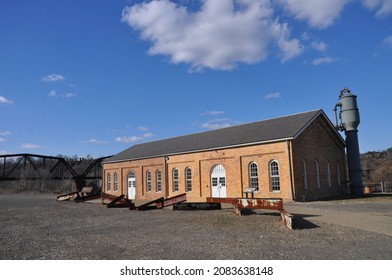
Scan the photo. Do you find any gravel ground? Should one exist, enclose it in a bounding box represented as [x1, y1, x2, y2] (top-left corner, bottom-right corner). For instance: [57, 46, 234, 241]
[0, 194, 391, 260]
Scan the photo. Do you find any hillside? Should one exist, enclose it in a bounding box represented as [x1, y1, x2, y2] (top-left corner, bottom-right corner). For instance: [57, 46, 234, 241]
[361, 147, 392, 184]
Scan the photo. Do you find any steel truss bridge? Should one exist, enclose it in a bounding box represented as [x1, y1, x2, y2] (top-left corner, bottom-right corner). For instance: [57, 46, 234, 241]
[0, 153, 110, 190]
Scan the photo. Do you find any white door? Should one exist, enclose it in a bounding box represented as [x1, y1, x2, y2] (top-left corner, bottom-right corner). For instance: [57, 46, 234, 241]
[211, 164, 226, 198]
[127, 172, 136, 200]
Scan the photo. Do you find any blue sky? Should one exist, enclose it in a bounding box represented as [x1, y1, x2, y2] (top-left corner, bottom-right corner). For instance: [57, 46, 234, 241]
[1, 0, 391, 158]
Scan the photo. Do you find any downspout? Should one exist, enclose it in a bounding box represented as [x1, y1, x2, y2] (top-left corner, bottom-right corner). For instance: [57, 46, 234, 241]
[164, 156, 168, 199]
[287, 140, 295, 201]
[121, 168, 124, 196]
[101, 164, 105, 195]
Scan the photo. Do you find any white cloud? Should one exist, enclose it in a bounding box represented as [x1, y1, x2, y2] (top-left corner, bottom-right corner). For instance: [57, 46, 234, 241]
[263, 91, 281, 99]
[115, 136, 143, 143]
[362, 0, 392, 17]
[202, 111, 225, 116]
[20, 143, 46, 149]
[311, 40, 327, 52]
[143, 133, 154, 138]
[138, 126, 150, 131]
[115, 132, 153, 143]
[41, 73, 65, 82]
[81, 139, 108, 144]
[311, 56, 337, 65]
[301, 32, 311, 41]
[279, 0, 351, 29]
[383, 35, 392, 48]
[201, 118, 241, 130]
[0, 131, 12, 136]
[0, 96, 13, 105]
[49, 91, 76, 98]
[49, 90, 57, 97]
[122, 0, 303, 71]
[0, 131, 11, 143]
[271, 21, 303, 62]
[62, 93, 76, 98]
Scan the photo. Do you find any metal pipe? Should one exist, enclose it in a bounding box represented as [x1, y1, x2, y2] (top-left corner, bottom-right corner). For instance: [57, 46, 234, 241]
[333, 102, 342, 130]
[286, 140, 295, 201]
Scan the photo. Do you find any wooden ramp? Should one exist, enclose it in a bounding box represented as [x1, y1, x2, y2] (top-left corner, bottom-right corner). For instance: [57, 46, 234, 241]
[101, 193, 135, 209]
[135, 193, 187, 211]
[56, 191, 79, 201]
[207, 197, 294, 229]
[135, 197, 164, 211]
[74, 193, 101, 203]
[173, 202, 222, 211]
[57, 187, 100, 202]
[156, 193, 187, 208]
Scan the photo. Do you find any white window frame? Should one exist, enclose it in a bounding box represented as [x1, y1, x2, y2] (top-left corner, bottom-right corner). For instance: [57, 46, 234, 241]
[185, 167, 192, 192]
[156, 170, 162, 193]
[249, 162, 259, 191]
[107, 173, 111, 191]
[269, 160, 280, 192]
[173, 168, 179, 192]
[146, 170, 152, 192]
[114, 172, 118, 191]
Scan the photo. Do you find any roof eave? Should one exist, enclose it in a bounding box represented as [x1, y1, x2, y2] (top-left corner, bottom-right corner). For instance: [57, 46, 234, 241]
[103, 137, 294, 164]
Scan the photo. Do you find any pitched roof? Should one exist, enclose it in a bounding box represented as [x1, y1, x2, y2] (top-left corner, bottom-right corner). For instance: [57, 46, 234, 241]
[105, 109, 335, 163]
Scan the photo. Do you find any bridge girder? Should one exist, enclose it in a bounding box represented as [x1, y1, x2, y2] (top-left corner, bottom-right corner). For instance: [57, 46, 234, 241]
[0, 153, 111, 190]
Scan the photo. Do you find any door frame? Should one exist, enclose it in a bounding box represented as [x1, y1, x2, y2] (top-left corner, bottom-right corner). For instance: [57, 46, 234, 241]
[211, 164, 227, 198]
[127, 172, 136, 200]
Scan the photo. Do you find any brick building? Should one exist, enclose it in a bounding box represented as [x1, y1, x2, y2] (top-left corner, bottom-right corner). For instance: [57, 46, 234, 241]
[102, 110, 347, 202]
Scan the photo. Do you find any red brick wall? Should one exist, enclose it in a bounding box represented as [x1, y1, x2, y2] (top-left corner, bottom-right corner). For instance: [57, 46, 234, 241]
[103, 141, 294, 201]
[292, 115, 347, 201]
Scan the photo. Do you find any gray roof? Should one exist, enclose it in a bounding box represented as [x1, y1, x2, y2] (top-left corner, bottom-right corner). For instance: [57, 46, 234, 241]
[105, 109, 334, 163]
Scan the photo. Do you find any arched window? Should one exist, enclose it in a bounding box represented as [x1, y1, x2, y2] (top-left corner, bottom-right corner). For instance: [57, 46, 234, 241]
[326, 160, 332, 187]
[337, 161, 341, 186]
[114, 172, 118, 191]
[185, 167, 192, 192]
[146, 170, 152, 192]
[301, 159, 308, 190]
[249, 162, 259, 191]
[156, 170, 162, 192]
[269, 160, 280, 192]
[172, 168, 179, 192]
[315, 160, 320, 188]
[107, 173, 111, 191]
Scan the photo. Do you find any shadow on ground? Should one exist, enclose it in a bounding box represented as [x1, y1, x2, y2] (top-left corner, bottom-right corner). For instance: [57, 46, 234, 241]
[240, 208, 320, 230]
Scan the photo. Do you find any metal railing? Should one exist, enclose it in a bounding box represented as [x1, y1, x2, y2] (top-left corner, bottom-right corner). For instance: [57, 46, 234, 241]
[364, 182, 392, 193]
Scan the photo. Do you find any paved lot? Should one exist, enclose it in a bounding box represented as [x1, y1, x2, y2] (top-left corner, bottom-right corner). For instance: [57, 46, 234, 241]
[285, 196, 392, 236]
[0, 194, 391, 260]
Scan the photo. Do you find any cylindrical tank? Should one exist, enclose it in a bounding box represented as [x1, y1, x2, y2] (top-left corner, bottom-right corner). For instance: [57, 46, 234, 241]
[339, 88, 360, 131]
[335, 88, 364, 195]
